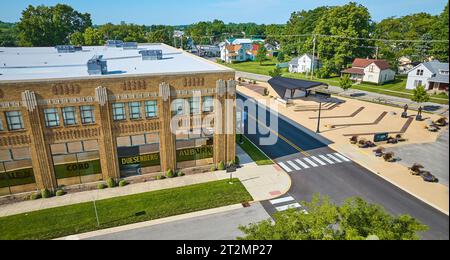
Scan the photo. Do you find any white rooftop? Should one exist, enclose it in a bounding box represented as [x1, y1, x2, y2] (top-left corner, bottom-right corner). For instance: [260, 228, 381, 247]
[0, 43, 232, 82]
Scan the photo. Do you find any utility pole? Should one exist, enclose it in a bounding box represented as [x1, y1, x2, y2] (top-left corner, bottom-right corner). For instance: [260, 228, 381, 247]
[311, 35, 317, 80]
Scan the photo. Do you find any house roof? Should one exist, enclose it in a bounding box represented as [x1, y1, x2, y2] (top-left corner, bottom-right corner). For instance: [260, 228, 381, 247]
[341, 68, 365, 75]
[289, 54, 319, 65]
[268, 76, 327, 99]
[232, 39, 253, 45]
[408, 61, 449, 84]
[225, 45, 242, 52]
[352, 58, 391, 70]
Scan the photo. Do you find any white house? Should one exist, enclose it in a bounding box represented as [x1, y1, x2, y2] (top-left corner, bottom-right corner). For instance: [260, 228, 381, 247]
[406, 61, 449, 93]
[398, 56, 421, 74]
[288, 54, 320, 73]
[341, 58, 395, 84]
[219, 38, 260, 63]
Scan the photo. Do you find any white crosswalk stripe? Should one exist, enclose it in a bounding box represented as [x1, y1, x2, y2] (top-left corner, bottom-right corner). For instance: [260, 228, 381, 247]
[335, 153, 351, 162]
[270, 196, 295, 205]
[303, 158, 319, 167]
[278, 162, 292, 172]
[295, 159, 310, 169]
[311, 156, 326, 166]
[319, 155, 335, 164]
[327, 154, 343, 163]
[287, 161, 301, 171]
[276, 203, 302, 212]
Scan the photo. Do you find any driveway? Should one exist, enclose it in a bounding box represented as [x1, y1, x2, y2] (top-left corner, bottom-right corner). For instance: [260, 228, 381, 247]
[387, 128, 449, 187]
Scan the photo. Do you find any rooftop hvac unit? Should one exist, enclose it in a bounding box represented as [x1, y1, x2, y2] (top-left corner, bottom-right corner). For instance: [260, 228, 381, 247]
[87, 55, 108, 75]
[139, 50, 163, 60]
[106, 40, 124, 48]
[123, 42, 138, 49]
[56, 45, 76, 53]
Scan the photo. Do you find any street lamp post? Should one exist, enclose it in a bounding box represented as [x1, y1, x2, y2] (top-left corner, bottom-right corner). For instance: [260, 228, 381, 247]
[316, 101, 323, 133]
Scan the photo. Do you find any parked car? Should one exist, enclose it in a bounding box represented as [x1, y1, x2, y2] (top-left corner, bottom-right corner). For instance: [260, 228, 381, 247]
[420, 172, 439, 183]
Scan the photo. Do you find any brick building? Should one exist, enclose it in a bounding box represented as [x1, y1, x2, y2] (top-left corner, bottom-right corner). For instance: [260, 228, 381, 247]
[0, 43, 236, 196]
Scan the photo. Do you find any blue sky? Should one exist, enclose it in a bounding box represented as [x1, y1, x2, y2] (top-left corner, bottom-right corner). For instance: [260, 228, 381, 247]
[0, 0, 448, 25]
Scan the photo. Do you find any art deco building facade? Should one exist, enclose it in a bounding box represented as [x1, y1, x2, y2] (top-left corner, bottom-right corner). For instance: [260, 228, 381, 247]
[0, 43, 236, 195]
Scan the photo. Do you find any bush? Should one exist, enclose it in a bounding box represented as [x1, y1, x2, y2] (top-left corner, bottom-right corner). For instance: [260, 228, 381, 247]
[106, 178, 116, 188]
[217, 161, 225, 171]
[235, 156, 240, 166]
[55, 190, 66, 197]
[41, 189, 52, 199]
[177, 172, 185, 177]
[119, 180, 128, 187]
[30, 192, 41, 200]
[156, 175, 166, 180]
[97, 183, 107, 190]
[210, 165, 217, 172]
[166, 169, 175, 178]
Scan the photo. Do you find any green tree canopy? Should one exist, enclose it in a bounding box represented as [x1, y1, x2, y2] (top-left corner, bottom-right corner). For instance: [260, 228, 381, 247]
[412, 85, 431, 104]
[314, 2, 373, 74]
[239, 195, 427, 240]
[255, 43, 267, 65]
[17, 4, 92, 46]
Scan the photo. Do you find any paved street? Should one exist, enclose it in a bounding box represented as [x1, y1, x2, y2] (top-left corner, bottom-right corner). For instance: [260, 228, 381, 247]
[87, 202, 271, 240]
[238, 92, 449, 240]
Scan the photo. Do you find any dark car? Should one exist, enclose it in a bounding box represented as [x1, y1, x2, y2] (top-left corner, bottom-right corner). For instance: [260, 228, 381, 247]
[420, 172, 439, 183]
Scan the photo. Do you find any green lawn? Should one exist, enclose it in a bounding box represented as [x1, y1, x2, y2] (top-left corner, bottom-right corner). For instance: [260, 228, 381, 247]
[237, 134, 273, 166]
[0, 179, 252, 240]
[223, 61, 449, 105]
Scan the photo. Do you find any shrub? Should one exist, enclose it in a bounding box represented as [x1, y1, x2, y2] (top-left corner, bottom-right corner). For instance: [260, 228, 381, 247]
[119, 180, 128, 187]
[97, 183, 107, 190]
[177, 172, 185, 177]
[30, 192, 41, 200]
[210, 165, 217, 172]
[156, 175, 166, 180]
[235, 156, 240, 166]
[166, 169, 175, 178]
[106, 178, 116, 188]
[217, 161, 225, 171]
[41, 189, 52, 199]
[55, 190, 66, 197]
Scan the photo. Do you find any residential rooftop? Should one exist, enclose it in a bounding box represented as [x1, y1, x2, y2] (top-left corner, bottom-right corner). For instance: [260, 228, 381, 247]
[0, 43, 232, 82]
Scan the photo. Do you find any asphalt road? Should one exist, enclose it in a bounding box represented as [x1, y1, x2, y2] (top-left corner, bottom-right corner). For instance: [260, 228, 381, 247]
[238, 92, 449, 240]
[87, 203, 271, 240]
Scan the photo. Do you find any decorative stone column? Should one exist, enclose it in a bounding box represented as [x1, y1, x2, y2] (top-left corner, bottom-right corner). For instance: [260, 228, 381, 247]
[214, 79, 227, 165]
[21, 90, 57, 191]
[95, 86, 120, 181]
[225, 79, 237, 163]
[158, 82, 176, 172]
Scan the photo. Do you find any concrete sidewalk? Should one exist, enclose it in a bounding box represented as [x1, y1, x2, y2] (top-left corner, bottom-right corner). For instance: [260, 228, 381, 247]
[0, 147, 290, 218]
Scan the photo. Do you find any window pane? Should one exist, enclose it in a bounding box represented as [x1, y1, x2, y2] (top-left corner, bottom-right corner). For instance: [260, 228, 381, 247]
[5, 111, 24, 131]
[113, 103, 126, 121]
[62, 107, 77, 126]
[145, 100, 158, 118]
[203, 96, 214, 112]
[128, 102, 141, 120]
[44, 108, 60, 127]
[189, 97, 200, 115]
[80, 106, 95, 124]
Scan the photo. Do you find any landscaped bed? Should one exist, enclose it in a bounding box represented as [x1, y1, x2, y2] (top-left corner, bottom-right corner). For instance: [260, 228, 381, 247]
[237, 134, 273, 166]
[0, 179, 253, 240]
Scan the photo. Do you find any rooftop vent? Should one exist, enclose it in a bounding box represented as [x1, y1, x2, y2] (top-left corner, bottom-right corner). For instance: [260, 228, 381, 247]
[123, 42, 138, 50]
[56, 45, 76, 53]
[106, 40, 124, 48]
[87, 55, 108, 75]
[139, 50, 163, 60]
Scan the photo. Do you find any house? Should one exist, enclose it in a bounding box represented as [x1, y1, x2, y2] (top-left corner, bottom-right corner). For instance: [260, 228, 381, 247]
[406, 61, 449, 93]
[289, 54, 320, 74]
[398, 56, 421, 74]
[220, 38, 263, 63]
[341, 58, 395, 84]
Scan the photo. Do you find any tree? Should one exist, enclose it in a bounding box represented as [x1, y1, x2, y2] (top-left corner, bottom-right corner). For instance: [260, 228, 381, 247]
[255, 44, 267, 65]
[83, 27, 104, 46]
[238, 195, 427, 240]
[314, 3, 373, 74]
[339, 74, 353, 91]
[269, 67, 282, 78]
[412, 85, 431, 104]
[431, 2, 449, 62]
[69, 31, 84, 45]
[17, 4, 91, 46]
[276, 51, 285, 63]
